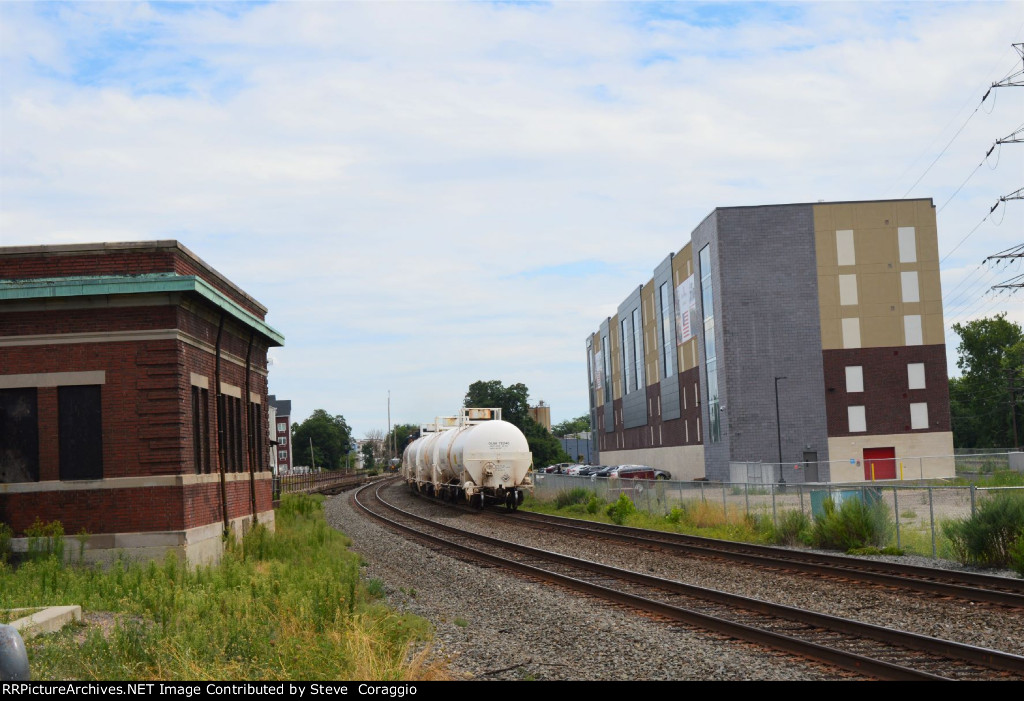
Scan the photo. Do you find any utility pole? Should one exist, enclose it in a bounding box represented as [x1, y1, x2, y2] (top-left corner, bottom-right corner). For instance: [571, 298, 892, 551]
[387, 390, 392, 461]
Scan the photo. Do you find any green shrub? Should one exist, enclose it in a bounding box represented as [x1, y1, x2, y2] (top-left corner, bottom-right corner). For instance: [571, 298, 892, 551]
[25, 517, 64, 561]
[586, 496, 602, 514]
[811, 496, 894, 551]
[1010, 536, 1024, 578]
[606, 493, 636, 525]
[0, 522, 12, 564]
[942, 491, 1024, 568]
[769, 509, 811, 546]
[554, 487, 594, 509]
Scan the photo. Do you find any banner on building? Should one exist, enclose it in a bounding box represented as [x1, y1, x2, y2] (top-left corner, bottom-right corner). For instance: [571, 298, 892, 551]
[675, 275, 696, 344]
[593, 350, 604, 389]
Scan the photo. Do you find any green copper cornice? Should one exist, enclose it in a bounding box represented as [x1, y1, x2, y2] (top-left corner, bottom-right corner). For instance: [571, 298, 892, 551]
[0, 273, 284, 346]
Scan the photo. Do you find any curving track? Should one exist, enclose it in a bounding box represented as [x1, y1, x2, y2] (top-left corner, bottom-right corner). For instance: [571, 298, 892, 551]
[354, 478, 1024, 681]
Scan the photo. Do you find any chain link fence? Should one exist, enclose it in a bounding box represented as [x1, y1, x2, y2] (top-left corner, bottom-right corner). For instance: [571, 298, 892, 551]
[532, 472, 1024, 559]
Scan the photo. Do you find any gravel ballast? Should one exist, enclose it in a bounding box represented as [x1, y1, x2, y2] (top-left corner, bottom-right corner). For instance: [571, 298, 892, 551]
[324, 484, 856, 681]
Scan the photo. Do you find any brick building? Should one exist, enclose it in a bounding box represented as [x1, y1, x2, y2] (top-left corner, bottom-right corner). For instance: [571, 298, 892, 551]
[585, 199, 954, 483]
[0, 241, 285, 564]
[269, 396, 292, 473]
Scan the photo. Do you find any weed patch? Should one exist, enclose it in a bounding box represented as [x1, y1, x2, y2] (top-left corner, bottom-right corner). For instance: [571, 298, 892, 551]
[942, 491, 1024, 569]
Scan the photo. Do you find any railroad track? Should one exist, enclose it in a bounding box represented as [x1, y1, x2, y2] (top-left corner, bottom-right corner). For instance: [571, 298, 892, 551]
[355, 479, 1024, 681]
[497, 508, 1024, 608]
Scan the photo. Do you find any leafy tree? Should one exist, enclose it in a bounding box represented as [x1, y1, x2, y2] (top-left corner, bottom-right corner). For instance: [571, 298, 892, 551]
[552, 414, 591, 437]
[291, 410, 352, 470]
[950, 314, 1024, 449]
[463, 380, 570, 468]
[385, 423, 421, 460]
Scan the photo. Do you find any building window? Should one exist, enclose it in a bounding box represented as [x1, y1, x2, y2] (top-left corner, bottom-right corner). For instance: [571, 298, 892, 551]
[0, 388, 39, 483]
[220, 394, 244, 473]
[248, 401, 264, 472]
[699, 245, 720, 443]
[660, 282, 673, 378]
[277, 422, 287, 433]
[842, 317, 861, 349]
[839, 274, 858, 306]
[59, 385, 103, 480]
[904, 315, 923, 345]
[632, 306, 645, 391]
[901, 271, 920, 304]
[910, 402, 929, 430]
[278, 436, 287, 445]
[836, 230, 855, 266]
[908, 363, 926, 390]
[848, 405, 866, 433]
[192, 386, 211, 474]
[278, 450, 288, 461]
[845, 366, 864, 393]
[598, 335, 606, 401]
[621, 318, 630, 395]
[898, 227, 917, 263]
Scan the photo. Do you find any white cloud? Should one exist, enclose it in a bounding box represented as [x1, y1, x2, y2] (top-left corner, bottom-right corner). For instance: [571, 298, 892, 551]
[1, 1, 1022, 432]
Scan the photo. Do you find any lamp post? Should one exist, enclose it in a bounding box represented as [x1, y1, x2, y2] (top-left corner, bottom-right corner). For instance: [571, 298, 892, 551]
[775, 376, 787, 484]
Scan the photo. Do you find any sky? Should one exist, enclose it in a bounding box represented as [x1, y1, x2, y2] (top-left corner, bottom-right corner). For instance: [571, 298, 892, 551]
[1, 1, 1022, 437]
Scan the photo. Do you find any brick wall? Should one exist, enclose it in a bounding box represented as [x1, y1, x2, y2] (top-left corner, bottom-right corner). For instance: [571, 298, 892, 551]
[823, 344, 951, 437]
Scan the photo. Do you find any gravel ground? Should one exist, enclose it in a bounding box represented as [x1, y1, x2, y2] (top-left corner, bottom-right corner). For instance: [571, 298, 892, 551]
[407, 494, 1024, 657]
[324, 485, 856, 681]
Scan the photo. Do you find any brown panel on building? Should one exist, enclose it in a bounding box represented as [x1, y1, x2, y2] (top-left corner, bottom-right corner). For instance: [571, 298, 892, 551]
[594, 366, 703, 453]
[822, 344, 950, 437]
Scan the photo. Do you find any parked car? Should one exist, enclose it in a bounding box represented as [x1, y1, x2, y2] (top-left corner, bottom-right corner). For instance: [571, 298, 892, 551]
[591, 465, 618, 478]
[653, 469, 671, 480]
[608, 464, 657, 480]
[544, 462, 572, 474]
[565, 464, 589, 475]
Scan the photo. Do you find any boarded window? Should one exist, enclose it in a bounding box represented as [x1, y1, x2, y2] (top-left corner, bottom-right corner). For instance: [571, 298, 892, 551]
[192, 386, 211, 474]
[1, 388, 39, 483]
[59, 385, 103, 480]
[248, 401, 264, 472]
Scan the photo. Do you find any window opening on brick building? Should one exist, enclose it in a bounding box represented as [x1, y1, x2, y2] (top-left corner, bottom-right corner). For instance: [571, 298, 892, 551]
[248, 401, 264, 472]
[59, 385, 102, 480]
[192, 386, 211, 474]
[1, 387, 39, 483]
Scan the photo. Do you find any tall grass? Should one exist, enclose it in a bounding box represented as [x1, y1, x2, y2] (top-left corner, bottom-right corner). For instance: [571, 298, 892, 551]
[942, 491, 1024, 569]
[811, 497, 895, 552]
[1, 494, 441, 680]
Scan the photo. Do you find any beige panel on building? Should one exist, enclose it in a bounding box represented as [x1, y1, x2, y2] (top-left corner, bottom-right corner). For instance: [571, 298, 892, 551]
[827, 432, 954, 482]
[815, 200, 941, 351]
[599, 445, 706, 482]
[642, 279, 658, 386]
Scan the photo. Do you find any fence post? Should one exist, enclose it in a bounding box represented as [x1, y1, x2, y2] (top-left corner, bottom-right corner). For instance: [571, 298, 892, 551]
[744, 483, 750, 518]
[700, 481, 705, 503]
[722, 483, 727, 514]
[928, 486, 936, 559]
[799, 484, 805, 515]
[771, 482, 777, 526]
[970, 484, 976, 517]
[893, 486, 901, 549]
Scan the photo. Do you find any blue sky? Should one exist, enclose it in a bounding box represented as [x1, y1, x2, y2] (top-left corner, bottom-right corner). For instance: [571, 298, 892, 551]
[1, 1, 1022, 436]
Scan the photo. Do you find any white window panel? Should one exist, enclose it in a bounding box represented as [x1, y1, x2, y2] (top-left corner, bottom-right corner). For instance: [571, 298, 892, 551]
[845, 366, 864, 393]
[848, 405, 866, 433]
[836, 230, 855, 266]
[842, 318, 861, 349]
[904, 315, 923, 345]
[907, 363, 926, 390]
[901, 271, 920, 303]
[839, 274, 858, 305]
[898, 227, 917, 263]
[910, 402, 929, 430]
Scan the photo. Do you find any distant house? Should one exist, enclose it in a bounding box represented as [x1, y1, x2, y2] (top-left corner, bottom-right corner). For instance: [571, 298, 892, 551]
[0, 241, 285, 564]
[269, 396, 292, 473]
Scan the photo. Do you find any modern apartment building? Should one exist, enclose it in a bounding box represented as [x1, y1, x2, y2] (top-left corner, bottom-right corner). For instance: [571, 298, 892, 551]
[585, 199, 953, 483]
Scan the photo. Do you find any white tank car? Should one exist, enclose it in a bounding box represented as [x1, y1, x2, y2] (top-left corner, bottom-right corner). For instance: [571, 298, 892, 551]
[402, 408, 533, 509]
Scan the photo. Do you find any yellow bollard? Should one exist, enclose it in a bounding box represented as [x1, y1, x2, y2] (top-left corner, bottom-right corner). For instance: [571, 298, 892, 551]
[870, 461, 875, 481]
[900, 461, 904, 480]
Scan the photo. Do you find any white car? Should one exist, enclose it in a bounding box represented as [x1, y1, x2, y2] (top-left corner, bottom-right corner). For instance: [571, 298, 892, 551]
[564, 464, 589, 476]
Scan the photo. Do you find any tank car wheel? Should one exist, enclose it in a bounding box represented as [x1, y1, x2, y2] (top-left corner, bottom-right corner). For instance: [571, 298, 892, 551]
[470, 494, 482, 509]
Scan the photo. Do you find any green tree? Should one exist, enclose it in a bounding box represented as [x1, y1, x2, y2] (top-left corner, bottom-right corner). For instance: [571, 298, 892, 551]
[463, 380, 570, 468]
[385, 423, 420, 460]
[950, 314, 1024, 449]
[552, 414, 591, 437]
[291, 410, 352, 470]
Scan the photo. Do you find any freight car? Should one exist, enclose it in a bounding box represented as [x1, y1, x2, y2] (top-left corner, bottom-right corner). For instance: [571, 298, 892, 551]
[401, 408, 533, 510]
